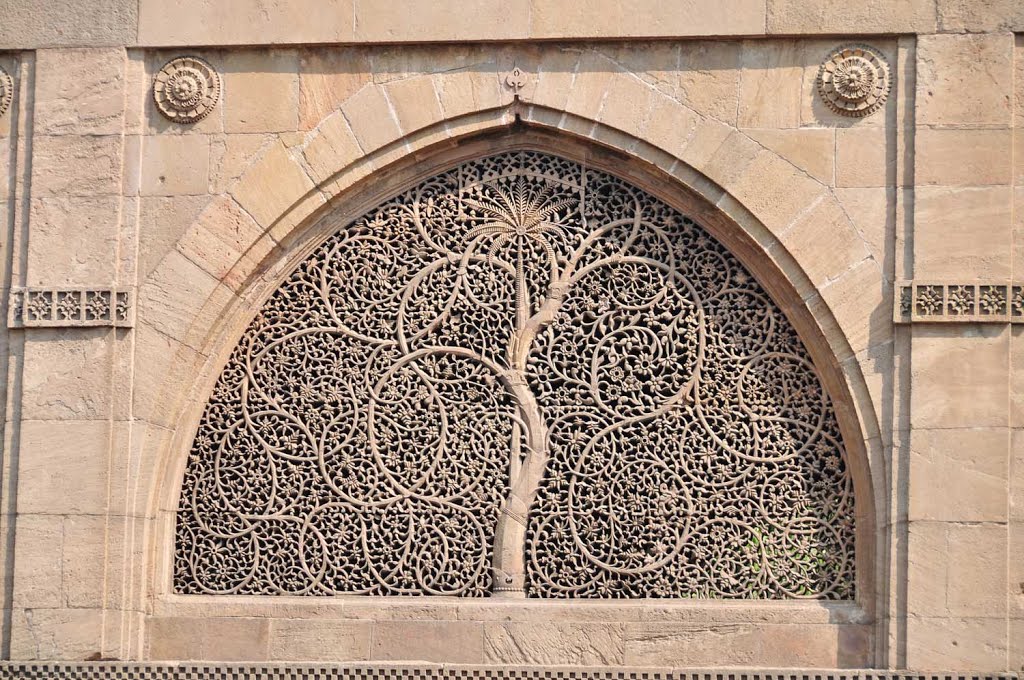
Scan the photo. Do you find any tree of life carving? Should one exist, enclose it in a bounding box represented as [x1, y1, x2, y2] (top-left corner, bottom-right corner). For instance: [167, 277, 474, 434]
[175, 151, 855, 599]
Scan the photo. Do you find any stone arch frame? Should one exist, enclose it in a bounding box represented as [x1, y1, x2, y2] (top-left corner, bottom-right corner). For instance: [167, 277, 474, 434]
[135, 86, 888, 663]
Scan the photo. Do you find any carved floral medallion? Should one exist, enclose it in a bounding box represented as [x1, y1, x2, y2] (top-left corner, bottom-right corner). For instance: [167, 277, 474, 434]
[818, 44, 891, 117]
[0, 66, 12, 120]
[176, 152, 855, 599]
[153, 56, 221, 124]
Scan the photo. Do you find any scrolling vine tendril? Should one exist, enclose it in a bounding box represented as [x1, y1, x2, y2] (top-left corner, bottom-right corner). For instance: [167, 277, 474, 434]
[175, 151, 855, 599]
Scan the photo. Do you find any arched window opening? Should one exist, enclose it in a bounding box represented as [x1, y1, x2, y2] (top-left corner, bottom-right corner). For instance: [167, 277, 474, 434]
[175, 151, 855, 599]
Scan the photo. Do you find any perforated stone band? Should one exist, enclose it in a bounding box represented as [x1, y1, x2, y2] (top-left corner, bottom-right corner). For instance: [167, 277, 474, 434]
[8, 287, 133, 328]
[895, 281, 1024, 323]
[0, 664, 1017, 680]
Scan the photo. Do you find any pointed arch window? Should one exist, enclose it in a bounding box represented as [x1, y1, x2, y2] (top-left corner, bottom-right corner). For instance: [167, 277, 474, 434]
[175, 151, 855, 599]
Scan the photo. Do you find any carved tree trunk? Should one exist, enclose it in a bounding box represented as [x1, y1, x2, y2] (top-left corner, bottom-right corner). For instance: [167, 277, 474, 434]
[490, 282, 567, 596]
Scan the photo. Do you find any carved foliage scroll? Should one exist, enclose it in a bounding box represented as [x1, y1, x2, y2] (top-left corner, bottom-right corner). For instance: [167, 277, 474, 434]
[175, 152, 855, 599]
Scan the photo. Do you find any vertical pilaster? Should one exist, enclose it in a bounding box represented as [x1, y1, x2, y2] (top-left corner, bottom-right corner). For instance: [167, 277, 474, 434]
[0, 50, 30, 660]
[1009, 32, 1024, 673]
[905, 32, 1016, 671]
[4, 46, 139, 661]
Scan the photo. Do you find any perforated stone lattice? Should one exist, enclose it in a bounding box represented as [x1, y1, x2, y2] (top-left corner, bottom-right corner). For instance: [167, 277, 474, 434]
[0, 664, 1019, 680]
[175, 151, 855, 598]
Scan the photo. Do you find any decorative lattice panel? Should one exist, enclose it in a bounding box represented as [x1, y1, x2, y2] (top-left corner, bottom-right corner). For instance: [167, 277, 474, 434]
[176, 151, 855, 598]
[2, 664, 1018, 680]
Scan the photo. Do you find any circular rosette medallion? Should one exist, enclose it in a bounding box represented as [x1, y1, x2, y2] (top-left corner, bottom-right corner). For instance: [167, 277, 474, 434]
[818, 44, 891, 117]
[0, 66, 12, 120]
[153, 56, 221, 123]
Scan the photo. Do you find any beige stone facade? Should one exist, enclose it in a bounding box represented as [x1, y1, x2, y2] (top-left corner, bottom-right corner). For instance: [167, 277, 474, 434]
[0, 0, 1021, 674]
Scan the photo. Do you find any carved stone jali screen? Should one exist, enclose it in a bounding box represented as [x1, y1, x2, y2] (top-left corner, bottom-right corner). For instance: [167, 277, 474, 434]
[175, 151, 855, 600]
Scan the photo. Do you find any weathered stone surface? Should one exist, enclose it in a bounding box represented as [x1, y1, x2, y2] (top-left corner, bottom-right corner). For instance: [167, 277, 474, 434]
[10, 514, 64, 609]
[59, 514, 114, 608]
[230, 141, 316, 227]
[835, 127, 893, 188]
[746, 128, 835, 184]
[17, 420, 113, 515]
[301, 113, 363, 184]
[917, 33, 1014, 127]
[564, 52, 618, 125]
[138, 0, 354, 46]
[527, 48, 580, 113]
[909, 428, 1009, 522]
[914, 186, 1012, 279]
[766, 0, 936, 33]
[178, 195, 270, 291]
[906, 521, 949, 618]
[298, 50, 371, 130]
[911, 325, 1010, 429]
[204, 618, 271, 661]
[8, 607, 105, 660]
[222, 51, 300, 134]
[817, 258, 890, 355]
[833, 187, 893, 269]
[1013, 429, 1024, 523]
[433, 62, 506, 120]
[484, 623, 625, 665]
[137, 250, 228, 349]
[623, 621, 864, 667]
[0, 0, 136, 48]
[1016, 187, 1024, 277]
[27, 196, 121, 286]
[915, 128, 1013, 186]
[600, 42, 676, 100]
[0, 140, 9, 201]
[340, 84, 402, 153]
[905, 616, 1008, 670]
[353, 0, 530, 42]
[141, 134, 211, 196]
[384, 76, 443, 135]
[35, 48, 126, 135]
[738, 41, 802, 129]
[643, 91, 701, 160]
[370, 621, 484, 663]
[716, 143, 827, 234]
[676, 117, 734, 172]
[674, 42, 741, 124]
[147, 617, 270, 660]
[533, 0, 765, 38]
[138, 195, 212, 281]
[597, 73, 656, 136]
[209, 134, 274, 194]
[1010, 522, 1024, 619]
[268, 620, 371, 661]
[31, 135, 123, 197]
[146, 617, 206, 659]
[938, 0, 1024, 31]
[1012, 330, 1024, 432]
[945, 523, 1009, 617]
[130, 321, 205, 429]
[778, 194, 871, 287]
[20, 330, 115, 421]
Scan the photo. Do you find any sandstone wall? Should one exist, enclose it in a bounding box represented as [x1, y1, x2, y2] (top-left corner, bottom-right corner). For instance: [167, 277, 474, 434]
[0, 0, 1020, 672]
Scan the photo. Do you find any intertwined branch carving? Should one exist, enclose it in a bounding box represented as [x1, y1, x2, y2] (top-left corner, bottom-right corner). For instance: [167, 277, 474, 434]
[176, 151, 854, 599]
